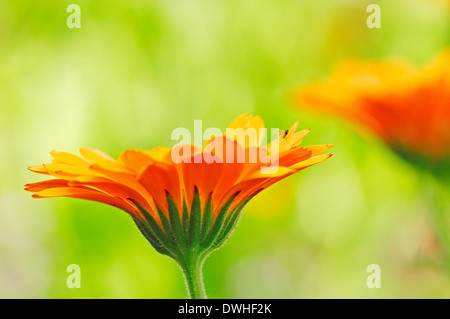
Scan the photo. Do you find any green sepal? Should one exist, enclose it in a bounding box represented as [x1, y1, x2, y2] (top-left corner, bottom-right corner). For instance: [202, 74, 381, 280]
[155, 204, 176, 245]
[200, 195, 213, 243]
[201, 192, 239, 249]
[166, 191, 187, 250]
[188, 187, 202, 249]
[211, 196, 253, 250]
[132, 217, 173, 258]
[129, 200, 179, 256]
[215, 191, 259, 243]
[182, 199, 190, 236]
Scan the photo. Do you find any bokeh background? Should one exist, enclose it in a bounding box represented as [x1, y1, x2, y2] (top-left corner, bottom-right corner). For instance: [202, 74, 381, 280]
[1, 0, 449, 298]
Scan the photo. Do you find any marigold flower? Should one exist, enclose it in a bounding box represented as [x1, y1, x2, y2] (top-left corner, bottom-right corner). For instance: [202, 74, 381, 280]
[25, 114, 332, 298]
[292, 50, 450, 178]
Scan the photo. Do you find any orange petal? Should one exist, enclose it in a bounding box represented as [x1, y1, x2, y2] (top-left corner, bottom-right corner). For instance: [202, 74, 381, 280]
[118, 149, 154, 173]
[32, 187, 140, 217]
[88, 161, 157, 213]
[79, 147, 115, 164]
[304, 144, 334, 156]
[68, 175, 154, 214]
[42, 163, 98, 178]
[50, 150, 89, 168]
[90, 160, 135, 175]
[291, 154, 333, 171]
[145, 146, 170, 162]
[138, 161, 182, 214]
[226, 114, 265, 148]
[25, 179, 70, 192]
[28, 165, 50, 175]
[276, 147, 312, 168]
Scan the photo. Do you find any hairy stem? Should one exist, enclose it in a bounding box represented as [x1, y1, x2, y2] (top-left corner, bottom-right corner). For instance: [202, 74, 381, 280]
[181, 256, 207, 299]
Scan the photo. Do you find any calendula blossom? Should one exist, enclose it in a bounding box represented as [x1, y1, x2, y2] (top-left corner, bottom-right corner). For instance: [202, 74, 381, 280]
[292, 50, 450, 180]
[25, 114, 332, 298]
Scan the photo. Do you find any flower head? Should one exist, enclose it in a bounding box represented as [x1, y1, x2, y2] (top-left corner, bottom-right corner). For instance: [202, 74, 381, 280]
[25, 114, 332, 298]
[292, 51, 450, 178]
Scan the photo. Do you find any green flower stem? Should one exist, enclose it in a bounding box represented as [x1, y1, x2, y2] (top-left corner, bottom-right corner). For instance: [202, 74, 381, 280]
[181, 256, 207, 299]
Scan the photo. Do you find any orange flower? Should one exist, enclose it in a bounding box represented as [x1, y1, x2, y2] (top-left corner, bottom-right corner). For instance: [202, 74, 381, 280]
[292, 51, 450, 176]
[25, 114, 332, 298]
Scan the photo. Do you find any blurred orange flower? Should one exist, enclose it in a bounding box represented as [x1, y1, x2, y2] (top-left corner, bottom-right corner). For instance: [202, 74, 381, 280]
[293, 50, 450, 176]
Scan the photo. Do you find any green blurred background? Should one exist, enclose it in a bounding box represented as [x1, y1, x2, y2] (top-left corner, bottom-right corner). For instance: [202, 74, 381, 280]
[1, 0, 449, 298]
